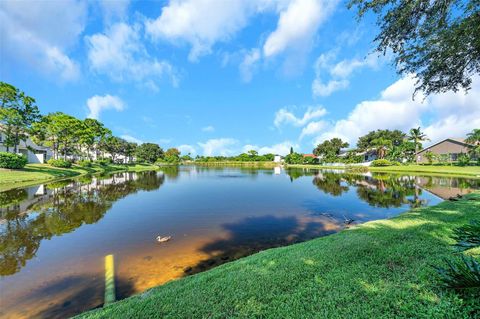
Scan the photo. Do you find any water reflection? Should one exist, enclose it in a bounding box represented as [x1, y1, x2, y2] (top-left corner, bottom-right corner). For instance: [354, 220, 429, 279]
[0, 167, 478, 318]
[0, 171, 164, 276]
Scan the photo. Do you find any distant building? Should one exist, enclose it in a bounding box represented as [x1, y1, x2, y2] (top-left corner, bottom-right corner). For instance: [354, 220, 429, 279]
[302, 154, 317, 159]
[273, 155, 283, 163]
[0, 132, 53, 163]
[416, 138, 475, 163]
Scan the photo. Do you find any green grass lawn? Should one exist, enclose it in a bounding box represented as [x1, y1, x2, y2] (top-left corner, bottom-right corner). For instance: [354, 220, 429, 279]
[78, 194, 480, 319]
[0, 163, 159, 192]
[287, 164, 480, 178]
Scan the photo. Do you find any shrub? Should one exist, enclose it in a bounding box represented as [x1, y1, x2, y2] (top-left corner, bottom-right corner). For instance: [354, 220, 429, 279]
[457, 153, 470, 166]
[47, 158, 72, 168]
[0, 152, 28, 169]
[371, 159, 394, 167]
[95, 158, 112, 166]
[78, 160, 92, 167]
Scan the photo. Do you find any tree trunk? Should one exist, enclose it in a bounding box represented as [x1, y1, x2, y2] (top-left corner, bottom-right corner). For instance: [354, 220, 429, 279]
[415, 141, 419, 163]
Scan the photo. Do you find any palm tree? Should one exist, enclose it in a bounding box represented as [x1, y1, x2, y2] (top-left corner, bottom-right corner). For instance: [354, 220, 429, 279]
[408, 127, 429, 163]
[371, 138, 392, 159]
[465, 129, 480, 145]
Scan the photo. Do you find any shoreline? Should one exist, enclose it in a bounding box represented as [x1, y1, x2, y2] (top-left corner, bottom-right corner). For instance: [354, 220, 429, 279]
[285, 163, 480, 178]
[77, 193, 480, 318]
[0, 163, 160, 192]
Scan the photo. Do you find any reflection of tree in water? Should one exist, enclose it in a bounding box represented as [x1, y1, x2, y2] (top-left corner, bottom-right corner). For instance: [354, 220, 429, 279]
[312, 172, 352, 196]
[0, 171, 164, 276]
[159, 166, 180, 180]
[356, 175, 425, 208]
[0, 188, 28, 209]
[285, 168, 319, 182]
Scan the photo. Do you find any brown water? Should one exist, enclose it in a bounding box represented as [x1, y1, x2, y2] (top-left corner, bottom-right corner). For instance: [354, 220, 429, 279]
[0, 166, 478, 318]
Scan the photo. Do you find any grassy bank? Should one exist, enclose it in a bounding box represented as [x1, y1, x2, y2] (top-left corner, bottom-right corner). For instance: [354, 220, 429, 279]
[194, 161, 279, 168]
[0, 163, 159, 192]
[287, 164, 480, 178]
[79, 194, 480, 318]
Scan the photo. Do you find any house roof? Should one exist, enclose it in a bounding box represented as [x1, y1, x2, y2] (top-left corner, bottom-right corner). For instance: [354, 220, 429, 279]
[416, 138, 474, 154]
[303, 154, 316, 158]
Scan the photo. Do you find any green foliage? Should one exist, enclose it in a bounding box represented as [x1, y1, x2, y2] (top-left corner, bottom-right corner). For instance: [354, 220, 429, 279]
[0, 82, 41, 153]
[313, 138, 349, 162]
[95, 158, 112, 166]
[284, 152, 304, 164]
[466, 129, 480, 145]
[78, 160, 93, 168]
[357, 130, 405, 151]
[425, 151, 435, 164]
[435, 256, 480, 290]
[371, 159, 397, 167]
[457, 153, 470, 166]
[0, 152, 27, 169]
[349, 0, 480, 95]
[452, 220, 480, 251]
[136, 143, 163, 164]
[47, 158, 72, 168]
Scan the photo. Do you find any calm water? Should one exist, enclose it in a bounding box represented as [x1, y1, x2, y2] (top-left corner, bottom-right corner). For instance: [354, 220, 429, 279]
[1, 166, 479, 318]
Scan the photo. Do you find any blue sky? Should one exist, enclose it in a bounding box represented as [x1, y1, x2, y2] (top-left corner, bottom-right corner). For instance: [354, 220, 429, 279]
[1, 0, 479, 156]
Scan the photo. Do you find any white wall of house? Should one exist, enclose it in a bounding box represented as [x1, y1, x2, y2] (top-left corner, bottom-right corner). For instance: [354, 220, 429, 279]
[0, 132, 52, 163]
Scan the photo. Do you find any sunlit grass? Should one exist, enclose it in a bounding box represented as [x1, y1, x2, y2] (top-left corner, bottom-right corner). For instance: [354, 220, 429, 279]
[78, 194, 480, 318]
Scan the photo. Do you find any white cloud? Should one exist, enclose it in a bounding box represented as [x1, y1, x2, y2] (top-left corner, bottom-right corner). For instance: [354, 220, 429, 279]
[198, 138, 238, 156]
[274, 106, 327, 127]
[0, 0, 86, 81]
[263, 0, 338, 58]
[98, 0, 130, 24]
[86, 94, 125, 120]
[86, 22, 179, 89]
[312, 51, 385, 97]
[243, 141, 299, 156]
[202, 125, 215, 132]
[239, 48, 261, 82]
[145, 0, 257, 61]
[178, 144, 197, 156]
[300, 120, 327, 140]
[121, 134, 142, 144]
[314, 75, 480, 146]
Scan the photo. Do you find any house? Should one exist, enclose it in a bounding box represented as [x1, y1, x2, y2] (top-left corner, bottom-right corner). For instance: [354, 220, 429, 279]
[303, 154, 317, 159]
[0, 132, 53, 163]
[273, 155, 283, 163]
[338, 149, 377, 162]
[415, 138, 475, 163]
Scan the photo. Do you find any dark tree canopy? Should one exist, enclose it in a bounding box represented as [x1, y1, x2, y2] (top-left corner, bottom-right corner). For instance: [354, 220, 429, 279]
[349, 0, 480, 95]
[357, 129, 406, 150]
[313, 138, 349, 159]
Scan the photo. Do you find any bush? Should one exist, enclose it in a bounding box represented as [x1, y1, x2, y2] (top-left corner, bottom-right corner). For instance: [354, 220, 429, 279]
[0, 152, 28, 169]
[78, 160, 92, 167]
[95, 158, 112, 166]
[457, 153, 470, 166]
[47, 158, 72, 168]
[371, 159, 394, 167]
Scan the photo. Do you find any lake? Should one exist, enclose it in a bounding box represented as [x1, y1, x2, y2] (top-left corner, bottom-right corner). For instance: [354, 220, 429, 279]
[1, 166, 478, 318]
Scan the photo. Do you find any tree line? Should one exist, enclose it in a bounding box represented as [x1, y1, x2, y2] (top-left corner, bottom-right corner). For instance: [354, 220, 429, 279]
[0, 82, 180, 165]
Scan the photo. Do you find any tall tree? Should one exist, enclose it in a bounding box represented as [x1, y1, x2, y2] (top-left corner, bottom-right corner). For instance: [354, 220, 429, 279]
[32, 112, 83, 159]
[408, 127, 429, 163]
[82, 118, 111, 160]
[136, 143, 163, 164]
[465, 128, 480, 144]
[349, 0, 480, 95]
[0, 82, 41, 153]
[357, 130, 406, 151]
[313, 138, 349, 161]
[371, 137, 393, 159]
